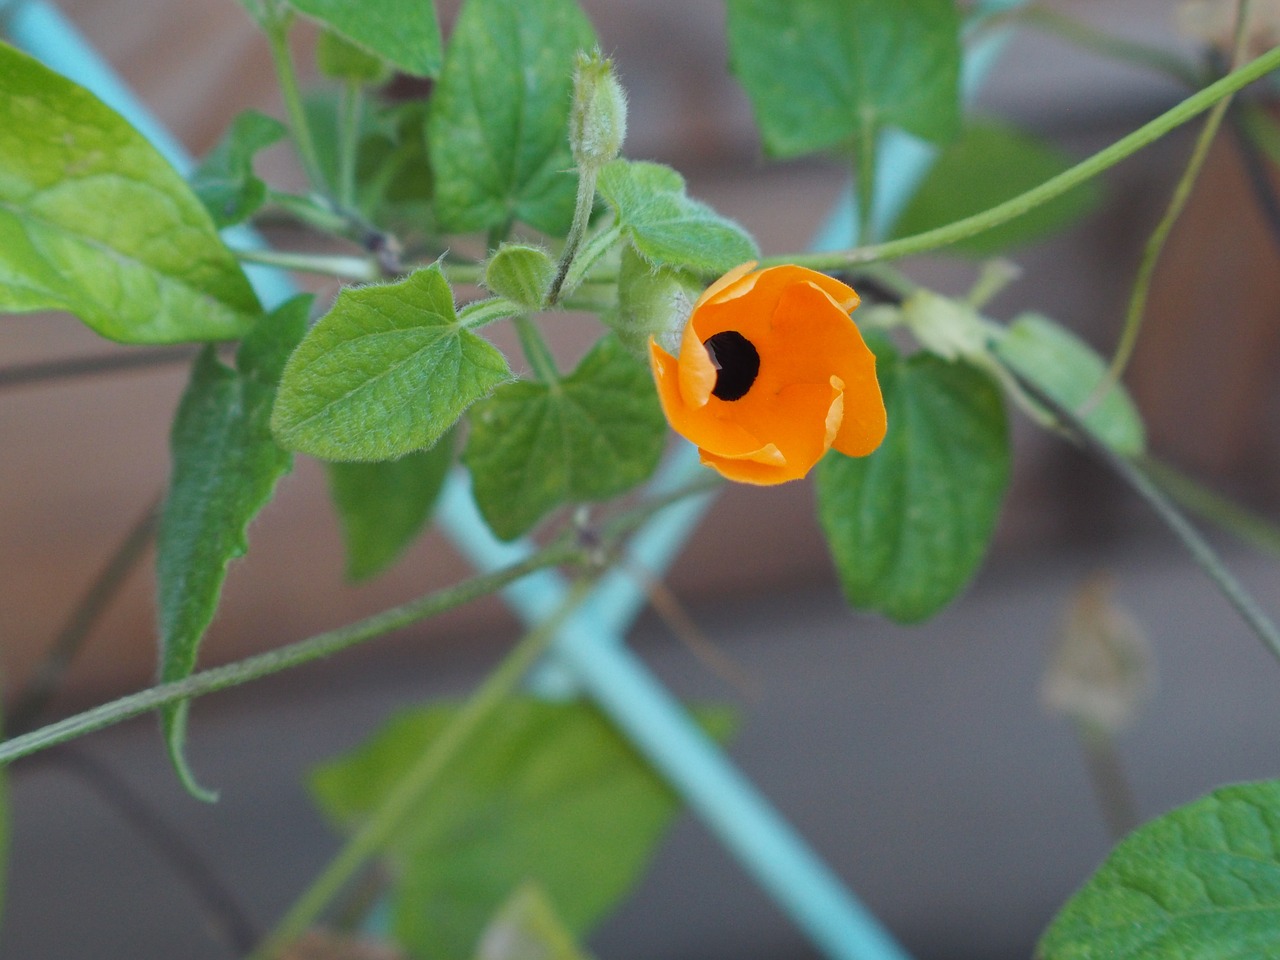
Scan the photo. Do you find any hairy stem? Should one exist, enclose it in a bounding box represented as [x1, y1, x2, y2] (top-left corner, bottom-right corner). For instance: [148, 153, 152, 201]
[514, 315, 560, 383]
[1003, 364, 1280, 667]
[769, 43, 1280, 270]
[249, 579, 595, 959]
[265, 13, 329, 195]
[0, 544, 580, 766]
[548, 168, 599, 305]
[1088, 0, 1254, 408]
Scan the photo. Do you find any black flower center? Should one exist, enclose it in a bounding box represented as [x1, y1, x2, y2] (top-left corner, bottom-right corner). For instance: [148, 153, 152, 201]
[703, 330, 760, 402]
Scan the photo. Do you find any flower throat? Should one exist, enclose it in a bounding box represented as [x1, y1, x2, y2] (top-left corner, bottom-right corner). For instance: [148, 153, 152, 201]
[703, 331, 760, 401]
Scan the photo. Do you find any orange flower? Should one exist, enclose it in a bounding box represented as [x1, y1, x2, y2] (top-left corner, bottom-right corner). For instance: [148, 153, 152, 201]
[649, 262, 886, 485]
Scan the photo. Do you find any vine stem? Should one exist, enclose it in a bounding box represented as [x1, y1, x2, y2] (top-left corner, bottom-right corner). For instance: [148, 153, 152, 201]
[0, 544, 580, 767]
[768, 42, 1280, 270]
[249, 578, 595, 959]
[547, 167, 599, 305]
[1003, 364, 1280, 667]
[337, 80, 363, 210]
[234, 247, 379, 281]
[1087, 0, 1254, 408]
[514, 315, 561, 383]
[265, 12, 329, 195]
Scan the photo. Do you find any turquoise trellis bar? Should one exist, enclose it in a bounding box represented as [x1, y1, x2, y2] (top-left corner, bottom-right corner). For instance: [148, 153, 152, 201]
[2, 3, 1024, 957]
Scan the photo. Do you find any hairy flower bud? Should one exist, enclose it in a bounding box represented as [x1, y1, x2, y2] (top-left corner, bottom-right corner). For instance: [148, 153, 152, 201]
[569, 49, 627, 169]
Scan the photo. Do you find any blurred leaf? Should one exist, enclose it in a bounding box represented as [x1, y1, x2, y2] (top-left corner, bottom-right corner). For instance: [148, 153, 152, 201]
[0, 41, 260, 343]
[287, 0, 442, 77]
[817, 337, 1010, 623]
[995, 312, 1145, 456]
[473, 883, 590, 960]
[464, 335, 667, 540]
[327, 432, 455, 581]
[597, 160, 758, 275]
[316, 28, 394, 85]
[158, 296, 311, 799]
[190, 109, 287, 228]
[428, 0, 595, 236]
[724, 0, 961, 158]
[311, 699, 736, 960]
[893, 120, 1102, 256]
[1041, 573, 1152, 734]
[1039, 779, 1280, 959]
[272, 266, 509, 461]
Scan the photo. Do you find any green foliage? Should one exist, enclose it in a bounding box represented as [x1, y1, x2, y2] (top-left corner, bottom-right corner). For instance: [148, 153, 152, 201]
[190, 109, 287, 228]
[484, 244, 557, 309]
[315, 28, 393, 85]
[817, 338, 1010, 623]
[0, 41, 260, 343]
[428, 0, 596, 236]
[893, 120, 1102, 256]
[474, 884, 590, 960]
[310, 699, 737, 960]
[724, 0, 962, 158]
[287, 0, 442, 78]
[1039, 780, 1280, 959]
[464, 336, 667, 540]
[271, 266, 510, 462]
[327, 433, 455, 581]
[596, 160, 758, 274]
[157, 296, 312, 799]
[996, 313, 1146, 456]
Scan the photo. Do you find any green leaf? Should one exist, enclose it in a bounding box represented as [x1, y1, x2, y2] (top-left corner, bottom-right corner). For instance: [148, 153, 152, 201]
[190, 109, 287, 228]
[315, 28, 394, 85]
[474, 883, 590, 960]
[817, 338, 1010, 623]
[596, 160, 759, 275]
[0, 41, 260, 343]
[286, 0, 442, 77]
[463, 335, 667, 540]
[427, 0, 596, 236]
[724, 0, 962, 158]
[995, 312, 1146, 456]
[272, 266, 510, 461]
[157, 296, 312, 799]
[327, 432, 455, 581]
[310, 699, 737, 960]
[1039, 779, 1280, 960]
[892, 120, 1102, 256]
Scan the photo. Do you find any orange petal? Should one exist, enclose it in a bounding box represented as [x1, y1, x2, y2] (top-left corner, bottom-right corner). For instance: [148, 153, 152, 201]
[649, 339, 769, 457]
[692, 260, 757, 311]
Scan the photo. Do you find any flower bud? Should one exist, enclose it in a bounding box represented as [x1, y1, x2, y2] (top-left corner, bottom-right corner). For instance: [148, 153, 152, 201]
[608, 246, 700, 356]
[569, 49, 627, 170]
[484, 243, 556, 309]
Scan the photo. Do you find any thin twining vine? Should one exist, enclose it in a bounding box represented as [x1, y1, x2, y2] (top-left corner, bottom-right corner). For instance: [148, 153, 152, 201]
[1087, 0, 1254, 408]
[769, 41, 1280, 270]
[0, 479, 714, 767]
[1001, 362, 1280, 667]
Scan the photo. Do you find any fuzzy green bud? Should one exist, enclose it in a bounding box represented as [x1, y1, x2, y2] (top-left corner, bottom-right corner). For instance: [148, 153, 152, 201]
[484, 243, 556, 309]
[569, 49, 627, 169]
[608, 246, 701, 356]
